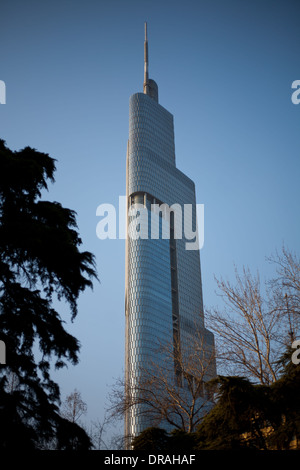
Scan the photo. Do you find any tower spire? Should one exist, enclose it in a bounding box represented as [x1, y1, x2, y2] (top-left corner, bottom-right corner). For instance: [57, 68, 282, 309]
[143, 22, 149, 95]
[142, 22, 158, 102]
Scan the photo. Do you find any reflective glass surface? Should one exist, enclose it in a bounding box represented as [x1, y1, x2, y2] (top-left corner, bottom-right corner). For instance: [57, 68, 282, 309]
[125, 92, 215, 439]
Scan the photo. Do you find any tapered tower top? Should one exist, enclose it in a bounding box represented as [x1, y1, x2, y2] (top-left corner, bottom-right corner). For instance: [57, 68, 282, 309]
[143, 22, 158, 102]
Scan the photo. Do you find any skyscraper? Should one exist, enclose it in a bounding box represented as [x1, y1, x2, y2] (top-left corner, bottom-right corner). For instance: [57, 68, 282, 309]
[125, 23, 215, 442]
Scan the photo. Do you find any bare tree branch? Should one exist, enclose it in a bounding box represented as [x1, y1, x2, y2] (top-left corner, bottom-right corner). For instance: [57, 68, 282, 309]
[108, 326, 216, 439]
[206, 247, 300, 385]
[60, 388, 87, 424]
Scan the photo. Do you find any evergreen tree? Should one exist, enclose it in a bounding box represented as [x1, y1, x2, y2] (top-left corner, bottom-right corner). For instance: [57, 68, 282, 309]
[267, 347, 300, 449]
[131, 427, 197, 452]
[196, 376, 270, 450]
[0, 140, 97, 449]
[131, 427, 169, 452]
[196, 351, 300, 450]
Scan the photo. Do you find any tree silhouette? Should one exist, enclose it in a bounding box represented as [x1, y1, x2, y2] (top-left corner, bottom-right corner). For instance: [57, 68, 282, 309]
[131, 427, 197, 452]
[195, 348, 300, 450]
[131, 427, 169, 452]
[195, 376, 271, 450]
[0, 140, 97, 449]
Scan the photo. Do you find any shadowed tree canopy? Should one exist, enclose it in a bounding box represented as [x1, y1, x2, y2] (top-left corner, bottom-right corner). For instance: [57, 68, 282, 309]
[195, 349, 300, 450]
[131, 427, 169, 452]
[0, 140, 98, 449]
[131, 427, 197, 452]
[195, 376, 271, 450]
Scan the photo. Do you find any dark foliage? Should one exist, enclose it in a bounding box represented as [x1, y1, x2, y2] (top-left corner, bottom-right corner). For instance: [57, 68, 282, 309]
[167, 429, 197, 452]
[195, 350, 300, 450]
[196, 376, 271, 450]
[131, 427, 169, 452]
[267, 347, 300, 449]
[131, 427, 197, 452]
[0, 140, 97, 449]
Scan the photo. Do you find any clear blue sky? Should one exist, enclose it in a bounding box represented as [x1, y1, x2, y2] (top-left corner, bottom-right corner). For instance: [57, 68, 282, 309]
[1, 0, 299, 434]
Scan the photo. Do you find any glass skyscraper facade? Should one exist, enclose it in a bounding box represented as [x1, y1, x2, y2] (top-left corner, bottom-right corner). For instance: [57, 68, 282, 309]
[125, 24, 215, 442]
